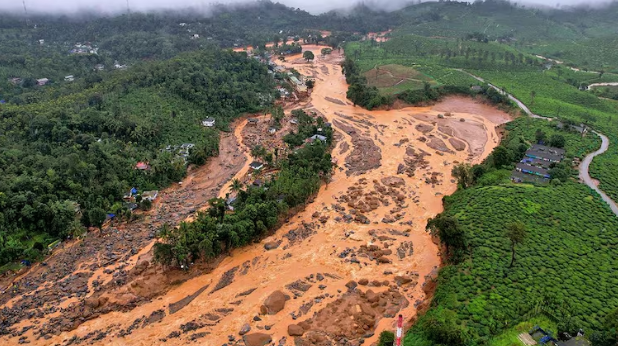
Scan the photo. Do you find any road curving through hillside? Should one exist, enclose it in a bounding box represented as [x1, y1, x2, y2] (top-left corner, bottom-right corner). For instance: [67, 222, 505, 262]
[460, 69, 618, 217]
[578, 132, 618, 215]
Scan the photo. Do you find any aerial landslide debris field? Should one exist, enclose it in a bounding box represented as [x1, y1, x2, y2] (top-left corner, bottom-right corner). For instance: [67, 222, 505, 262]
[0, 47, 511, 346]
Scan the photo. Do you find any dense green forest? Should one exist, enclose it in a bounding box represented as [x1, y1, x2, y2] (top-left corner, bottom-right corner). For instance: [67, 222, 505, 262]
[0, 0, 391, 101]
[154, 110, 333, 267]
[0, 48, 275, 265]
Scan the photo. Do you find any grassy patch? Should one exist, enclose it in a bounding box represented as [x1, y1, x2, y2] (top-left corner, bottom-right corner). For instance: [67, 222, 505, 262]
[488, 316, 557, 346]
[364, 64, 436, 94]
[0, 262, 24, 275]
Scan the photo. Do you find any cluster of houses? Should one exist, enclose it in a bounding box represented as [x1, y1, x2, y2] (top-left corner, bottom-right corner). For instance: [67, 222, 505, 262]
[161, 143, 195, 164]
[122, 187, 158, 211]
[525, 326, 590, 346]
[69, 43, 98, 55]
[511, 144, 565, 183]
[161, 143, 195, 163]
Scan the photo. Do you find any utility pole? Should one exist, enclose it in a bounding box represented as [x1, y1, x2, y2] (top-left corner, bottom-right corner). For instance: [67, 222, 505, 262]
[22, 0, 30, 27]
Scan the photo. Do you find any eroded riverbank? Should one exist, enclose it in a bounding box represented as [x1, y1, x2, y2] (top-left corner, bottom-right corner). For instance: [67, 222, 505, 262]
[0, 47, 512, 346]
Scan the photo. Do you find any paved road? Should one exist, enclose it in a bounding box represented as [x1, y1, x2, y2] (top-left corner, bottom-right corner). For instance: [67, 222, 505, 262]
[578, 132, 618, 215]
[460, 69, 618, 217]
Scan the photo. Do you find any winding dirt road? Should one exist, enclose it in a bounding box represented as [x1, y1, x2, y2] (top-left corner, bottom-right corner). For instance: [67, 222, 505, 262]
[462, 70, 618, 217]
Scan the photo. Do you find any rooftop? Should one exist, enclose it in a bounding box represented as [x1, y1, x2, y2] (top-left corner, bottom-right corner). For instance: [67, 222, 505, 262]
[516, 162, 550, 177]
[526, 144, 565, 162]
[249, 161, 264, 170]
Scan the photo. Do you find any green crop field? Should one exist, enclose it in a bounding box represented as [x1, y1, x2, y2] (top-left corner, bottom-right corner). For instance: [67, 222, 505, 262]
[404, 117, 617, 345]
[406, 181, 618, 344]
[363, 64, 437, 94]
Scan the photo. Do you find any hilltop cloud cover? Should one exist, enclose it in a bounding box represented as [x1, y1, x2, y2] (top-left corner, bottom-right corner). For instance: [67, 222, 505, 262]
[1, 0, 613, 15]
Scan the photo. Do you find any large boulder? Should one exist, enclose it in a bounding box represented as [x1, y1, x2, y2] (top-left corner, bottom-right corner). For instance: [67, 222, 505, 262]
[288, 324, 304, 336]
[345, 280, 358, 290]
[261, 290, 287, 315]
[264, 241, 280, 251]
[243, 333, 272, 346]
[365, 289, 380, 303]
[85, 296, 108, 309]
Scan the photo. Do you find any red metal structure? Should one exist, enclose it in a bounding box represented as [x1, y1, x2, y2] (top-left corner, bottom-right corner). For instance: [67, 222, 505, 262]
[396, 314, 403, 346]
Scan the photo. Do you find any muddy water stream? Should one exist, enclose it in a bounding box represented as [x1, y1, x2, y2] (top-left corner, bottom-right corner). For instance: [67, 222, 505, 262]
[7, 47, 511, 346]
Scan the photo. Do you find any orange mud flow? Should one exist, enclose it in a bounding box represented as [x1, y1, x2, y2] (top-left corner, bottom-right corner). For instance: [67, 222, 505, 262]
[3, 46, 511, 346]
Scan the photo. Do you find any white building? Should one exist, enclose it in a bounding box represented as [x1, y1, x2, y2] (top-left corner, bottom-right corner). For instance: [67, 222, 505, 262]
[36, 78, 49, 86]
[202, 117, 216, 127]
[64, 75, 75, 82]
[142, 191, 159, 202]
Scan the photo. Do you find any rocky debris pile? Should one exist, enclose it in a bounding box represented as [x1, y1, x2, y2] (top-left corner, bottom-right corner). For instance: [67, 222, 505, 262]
[333, 177, 409, 226]
[357, 244, 393, 264]
[394, 273, 420, 287]
[286, 280, 313, 297]
[291, 288, 408, 345]
[423, 172, 443, 186]
[396, 241, 414, 259]
[211, 266, 239, 293]
[283, 222, 316, 246]
[332, 119, 382, 176]
[398, 146, 430, 177]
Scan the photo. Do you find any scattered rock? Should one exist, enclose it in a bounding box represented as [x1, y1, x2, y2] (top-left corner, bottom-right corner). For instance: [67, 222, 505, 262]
[264, 241, 281, 251]
[288, 324, 304, 337]
[239, 323, 251, 335]
[345, 281, 358, 290]
[243, 333, 272, 346]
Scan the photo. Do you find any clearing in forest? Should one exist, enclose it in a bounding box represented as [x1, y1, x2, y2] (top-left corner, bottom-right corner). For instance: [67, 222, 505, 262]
[364, 64, 436, 95]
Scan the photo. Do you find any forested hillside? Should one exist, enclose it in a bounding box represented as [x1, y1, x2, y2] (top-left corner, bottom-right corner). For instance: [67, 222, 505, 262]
[0, 0, 393, 101]
[0, 48, 274, 265]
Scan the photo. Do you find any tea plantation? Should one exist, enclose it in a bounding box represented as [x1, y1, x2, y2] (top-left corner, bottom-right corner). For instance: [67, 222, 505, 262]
[405, 117, 617, 345]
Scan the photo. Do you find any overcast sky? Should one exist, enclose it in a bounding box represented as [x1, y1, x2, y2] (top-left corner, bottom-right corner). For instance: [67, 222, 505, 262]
[0, 0, 612, 15]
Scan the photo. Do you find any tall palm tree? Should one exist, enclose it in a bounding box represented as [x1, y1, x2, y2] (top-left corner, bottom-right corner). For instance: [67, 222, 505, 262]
[230, 179, 243, 193]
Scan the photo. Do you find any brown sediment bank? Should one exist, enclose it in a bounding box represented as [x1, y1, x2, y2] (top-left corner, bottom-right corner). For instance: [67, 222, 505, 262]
[0, 46, 511, 346]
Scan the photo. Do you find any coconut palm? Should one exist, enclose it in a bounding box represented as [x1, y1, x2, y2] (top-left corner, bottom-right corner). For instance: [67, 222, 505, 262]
[230, 178, 243, 193]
